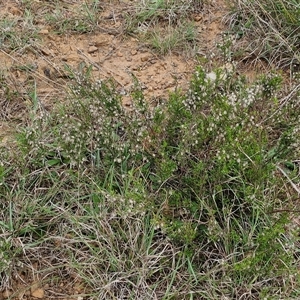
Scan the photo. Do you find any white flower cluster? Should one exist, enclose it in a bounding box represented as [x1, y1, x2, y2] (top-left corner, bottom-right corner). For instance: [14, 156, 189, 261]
[98, 190, 147, 219]
[48, 80, 157, 167]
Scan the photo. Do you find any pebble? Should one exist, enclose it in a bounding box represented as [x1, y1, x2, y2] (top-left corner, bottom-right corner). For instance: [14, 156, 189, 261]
[39, 29, 49, 34]
[141, 56, 149, 62]
[88, 46, 98, 54]
[63, 54, 78, 62]
[93, 34, 110, 47]
[31, 288, 44, 299]
[194, 15, 202, 22]
[40, 48, 52, 56]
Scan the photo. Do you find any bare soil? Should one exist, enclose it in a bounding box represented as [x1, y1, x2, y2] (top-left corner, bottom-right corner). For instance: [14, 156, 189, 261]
[0, 0, 231, 145]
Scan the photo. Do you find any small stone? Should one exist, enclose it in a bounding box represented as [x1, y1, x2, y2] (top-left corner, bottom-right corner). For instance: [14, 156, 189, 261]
[93, 34, 110, 47]
[63, 54, 78, 62]
[39, 29, 49, 34]
[194, 15, 202, 22]
[132, 65, 140, 71]
[88, 46, 98, 54]
[31, 288, 44, 299]
[130, 37, 138, 42]
[141, 56, 150, 62]
[117, 51, 123, 57]
[131, 50, 137, 56]
[43, 67, 51, 78]
[40, 48, 51, 56]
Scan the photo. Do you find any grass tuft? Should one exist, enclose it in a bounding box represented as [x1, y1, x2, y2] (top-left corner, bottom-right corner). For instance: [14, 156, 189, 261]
[228, 0, 300, 71]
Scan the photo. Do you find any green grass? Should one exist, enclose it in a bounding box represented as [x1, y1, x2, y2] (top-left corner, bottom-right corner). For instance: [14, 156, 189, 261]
[125, 0, 202, 55]
[149, 21, 197, 55]
[1, 61, 300, 298]
[44, 1, 102, 34]
[0, 10, 39, 51]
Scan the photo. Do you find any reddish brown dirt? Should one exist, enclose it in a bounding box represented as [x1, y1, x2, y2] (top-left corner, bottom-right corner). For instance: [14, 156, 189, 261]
[0, 0, 231, 144]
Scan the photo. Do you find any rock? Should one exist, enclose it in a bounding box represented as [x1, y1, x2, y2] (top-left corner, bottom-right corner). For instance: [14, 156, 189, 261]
[131, 50, 137, 56]
[39, 29, 49, 34]
[62, 54, 78, 62]
[43, 67, 51, 78]
[132, 65, 140, 71]
[94, 34, 110, 47]
[31, 288, 44, 299]
[141, 55, 151, 62]
[88, 46, 98, 54]
[40, 48, 52, 56]
[194, 15, 202, 22]
[130, 37, 138, 42]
